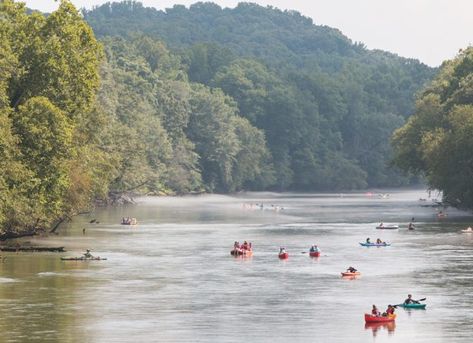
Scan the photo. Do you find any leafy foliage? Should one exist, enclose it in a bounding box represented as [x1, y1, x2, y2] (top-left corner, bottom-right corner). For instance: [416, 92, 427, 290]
[392, 47, 473, 208]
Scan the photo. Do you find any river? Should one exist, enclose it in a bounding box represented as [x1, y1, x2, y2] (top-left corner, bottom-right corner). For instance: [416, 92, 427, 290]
[1, 189, 473, 342]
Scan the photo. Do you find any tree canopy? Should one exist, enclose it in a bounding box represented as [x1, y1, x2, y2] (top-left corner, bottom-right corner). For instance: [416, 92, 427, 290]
[392, 47, 473, 208]
[84, 1, 436, 190]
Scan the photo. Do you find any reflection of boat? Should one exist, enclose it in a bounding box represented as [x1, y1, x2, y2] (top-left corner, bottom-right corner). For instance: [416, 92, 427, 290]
[278, 252, 289, 259]
[376, 225, 399, 230]
[365, 321, 396, 336]
[359, 242, 391, 247]
[230, 249, 253, 256]
[364, 313, 396, 323]
[61, 257, 107, 261]
[396, 303, 426, 309]
[341, 271, 360, 277]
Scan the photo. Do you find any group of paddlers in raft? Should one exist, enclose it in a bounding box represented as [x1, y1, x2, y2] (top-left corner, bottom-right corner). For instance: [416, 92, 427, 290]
[230, 242, 321, 258]
[231, 241, 253, 255]
[121, 217, 138, 225]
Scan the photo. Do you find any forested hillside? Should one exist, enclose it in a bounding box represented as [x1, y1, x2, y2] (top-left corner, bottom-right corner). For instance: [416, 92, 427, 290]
[0, 0, 439, 236]
[393, 47, 473, 208]
[84, 1, 436, 190]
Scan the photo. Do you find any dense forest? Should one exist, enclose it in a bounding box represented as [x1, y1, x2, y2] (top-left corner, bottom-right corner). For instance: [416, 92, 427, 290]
[84, 1, 436, 190]
[392, 47, 473, 209]
[0, 0, 438, 236]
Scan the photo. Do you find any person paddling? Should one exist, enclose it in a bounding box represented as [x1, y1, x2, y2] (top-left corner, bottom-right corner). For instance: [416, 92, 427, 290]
[347, 266, 357, 273]
[384, 305, 395, 316]
[404, 294, 419, 304]
[83, 249, 94, 258]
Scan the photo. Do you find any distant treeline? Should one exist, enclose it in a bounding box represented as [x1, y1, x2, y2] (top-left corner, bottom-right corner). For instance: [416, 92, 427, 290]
[0, 0, 437, 235]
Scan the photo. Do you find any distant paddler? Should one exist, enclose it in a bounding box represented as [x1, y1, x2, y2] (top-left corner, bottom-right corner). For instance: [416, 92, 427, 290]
[83, 249, 94, 258]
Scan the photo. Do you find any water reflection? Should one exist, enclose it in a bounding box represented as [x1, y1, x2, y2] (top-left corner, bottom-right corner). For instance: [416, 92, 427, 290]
[365, 321, 396, 337]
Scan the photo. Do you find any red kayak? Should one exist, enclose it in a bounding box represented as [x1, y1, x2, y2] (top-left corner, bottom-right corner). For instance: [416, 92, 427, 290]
[364, 314, 396, 323]
[278, 252, 289, 259]
[309, 251, 321, 257]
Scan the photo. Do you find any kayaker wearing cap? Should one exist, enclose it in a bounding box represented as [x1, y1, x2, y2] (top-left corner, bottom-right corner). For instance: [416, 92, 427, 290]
[404, 294, 419, 304]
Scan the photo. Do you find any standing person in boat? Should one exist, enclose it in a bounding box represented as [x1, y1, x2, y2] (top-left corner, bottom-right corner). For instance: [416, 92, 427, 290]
[371, 305, 380, 316]
[83, 249, 93, 258]
[347, 266, 357, 273]
[404, 294, 419, 304]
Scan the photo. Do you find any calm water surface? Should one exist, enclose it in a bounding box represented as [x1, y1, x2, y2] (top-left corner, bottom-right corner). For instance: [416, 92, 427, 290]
[1, 190, 473, 342]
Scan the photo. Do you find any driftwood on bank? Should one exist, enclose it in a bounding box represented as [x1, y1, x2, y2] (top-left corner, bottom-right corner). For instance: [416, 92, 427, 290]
[0, 228, 40, 241]
[0, 246, 65, 252]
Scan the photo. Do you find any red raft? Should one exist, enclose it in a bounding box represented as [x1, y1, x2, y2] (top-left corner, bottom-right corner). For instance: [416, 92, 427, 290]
[364, 314, 396, 323]
[309, 251, 321, 257]
[278, 252, 289, 259]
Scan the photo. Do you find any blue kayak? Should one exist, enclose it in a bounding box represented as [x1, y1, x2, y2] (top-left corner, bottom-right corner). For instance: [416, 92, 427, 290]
[359, 242, 391, 247]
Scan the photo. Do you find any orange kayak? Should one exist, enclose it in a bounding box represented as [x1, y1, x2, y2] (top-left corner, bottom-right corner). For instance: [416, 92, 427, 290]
[341, 271, 360, 277]
[364, 314, 396, 323]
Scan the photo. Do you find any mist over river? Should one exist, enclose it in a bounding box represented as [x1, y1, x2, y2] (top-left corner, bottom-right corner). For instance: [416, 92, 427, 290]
[1, 189, 473, 342]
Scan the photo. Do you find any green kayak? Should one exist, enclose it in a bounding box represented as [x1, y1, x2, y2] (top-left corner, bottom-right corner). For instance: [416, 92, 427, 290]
[397, 303, 426, 309]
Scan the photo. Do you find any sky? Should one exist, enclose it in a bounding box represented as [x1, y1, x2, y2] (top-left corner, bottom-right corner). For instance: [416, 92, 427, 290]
[22, 0, 473, 66]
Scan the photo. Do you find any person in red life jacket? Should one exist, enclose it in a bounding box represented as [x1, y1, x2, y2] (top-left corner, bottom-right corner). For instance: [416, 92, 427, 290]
[383, 305, 395, 316]
[242, 241, 249, 250]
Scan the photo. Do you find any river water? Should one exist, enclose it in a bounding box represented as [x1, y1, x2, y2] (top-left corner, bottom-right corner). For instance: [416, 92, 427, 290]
[1, 189, 473, 342]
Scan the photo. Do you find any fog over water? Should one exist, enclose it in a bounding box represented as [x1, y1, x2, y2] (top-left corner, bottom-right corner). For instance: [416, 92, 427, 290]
[1, 189, 473, 342]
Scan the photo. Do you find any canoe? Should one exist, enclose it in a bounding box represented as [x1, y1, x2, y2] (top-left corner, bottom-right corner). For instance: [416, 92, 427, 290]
[364, 314, 396, 323]
[230, 249, 253, 256]
[396, 303, 426, 309]
[61, 257, 107, 261]
[309, 251, 321, 257]
[359, 242, 391, 247]
[376, 225, 399, 230]
[341, 271, 360, 277]
[278, 252, 289, 259]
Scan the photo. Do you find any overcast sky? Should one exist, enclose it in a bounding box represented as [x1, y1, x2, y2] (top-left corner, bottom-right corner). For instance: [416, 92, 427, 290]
[23, 0, 473, 66]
